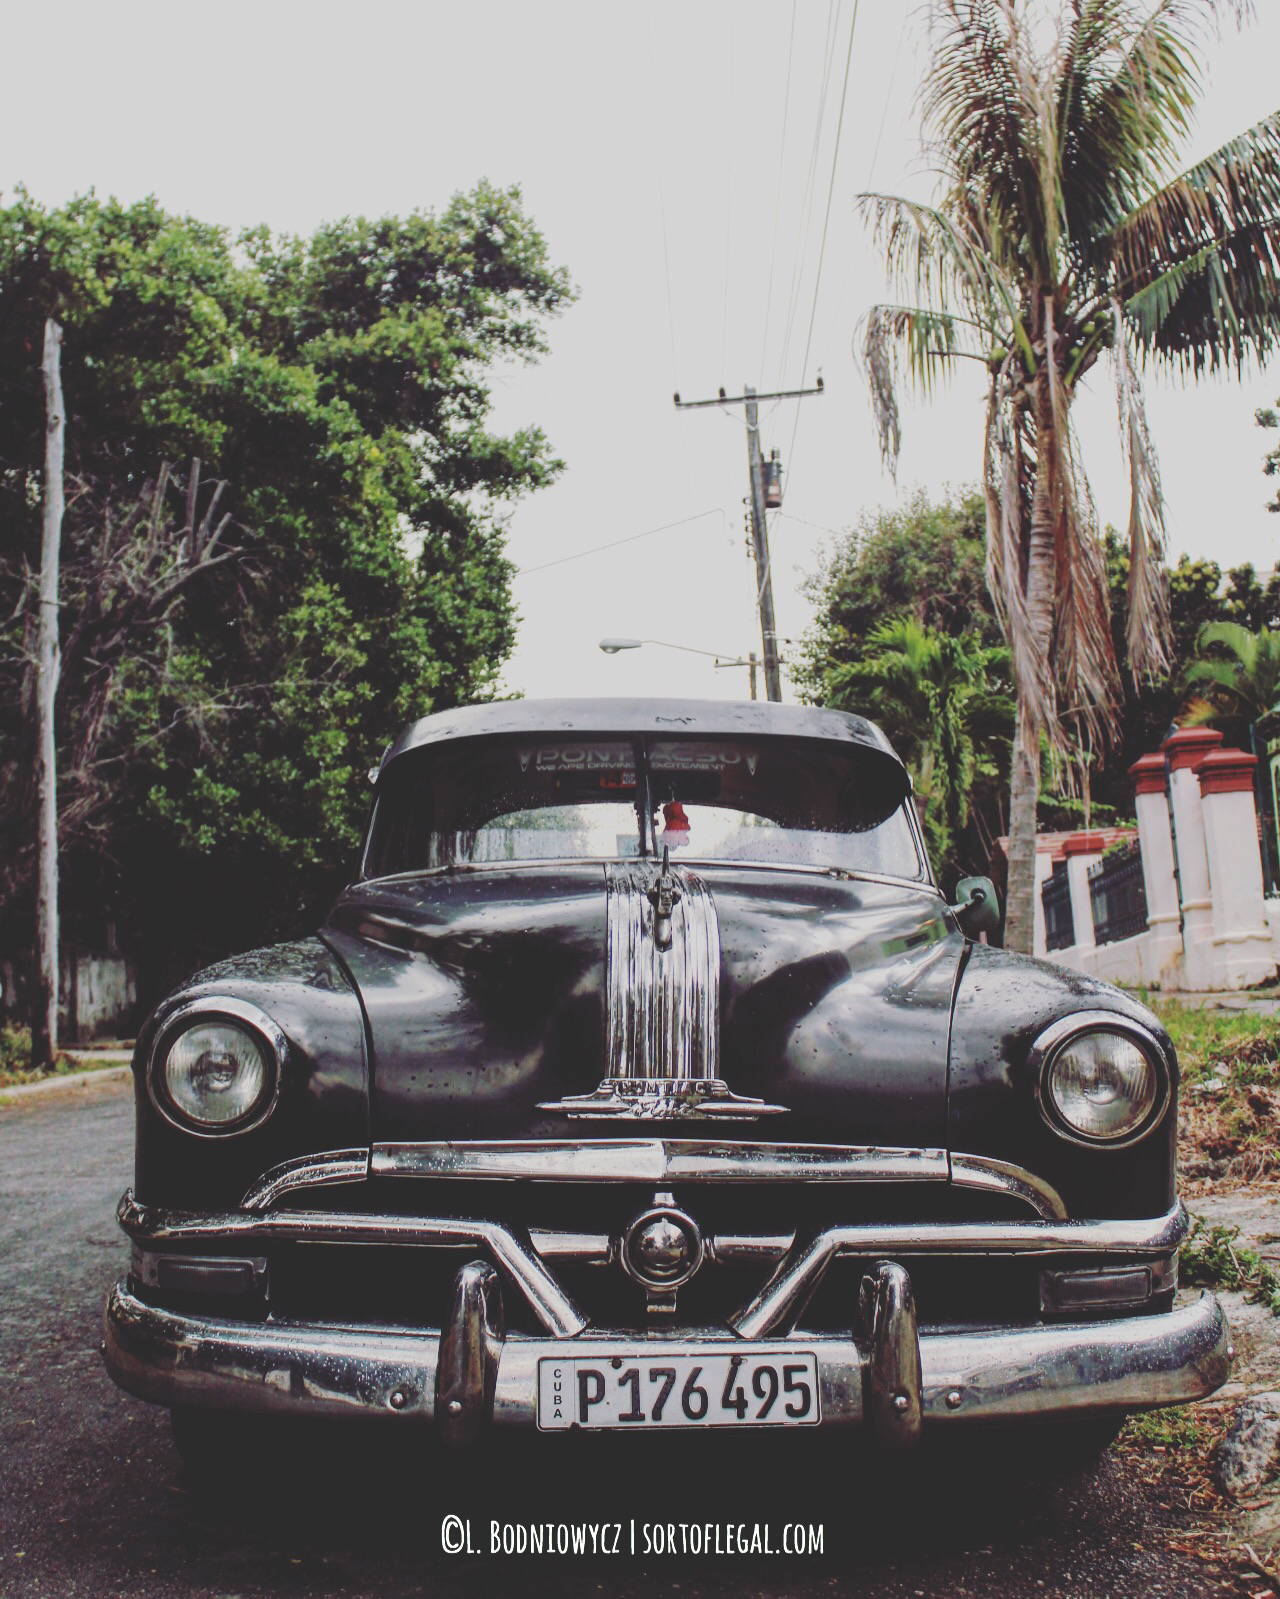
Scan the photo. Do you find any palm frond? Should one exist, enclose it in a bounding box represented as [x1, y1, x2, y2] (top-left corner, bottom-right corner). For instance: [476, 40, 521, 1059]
[923, 1, 1049, 274]
[1112, 303, 1172, 680]
[1122, 240, 1219, 336]
[1060, 1, 1250, 240]
[861, 304, 984, 474]
[1191, 618, 1255, 664]
[1107, 112, 1280, 371]
[856, 191, 1022, 345]
[1180, 620, 1280, 722]
[1180, 656, 1252, 703]
[1055, 0, 1133, 179]
[1048, 434, 1121, 755]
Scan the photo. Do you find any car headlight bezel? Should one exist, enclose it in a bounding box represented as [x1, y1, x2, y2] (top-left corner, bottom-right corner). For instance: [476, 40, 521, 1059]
[147, 997, 286, 1137]
[1030, 1011, 1171, 1149]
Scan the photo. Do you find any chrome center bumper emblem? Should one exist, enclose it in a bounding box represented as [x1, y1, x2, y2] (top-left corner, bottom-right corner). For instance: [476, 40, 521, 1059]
[622, 1202, 704, 1292]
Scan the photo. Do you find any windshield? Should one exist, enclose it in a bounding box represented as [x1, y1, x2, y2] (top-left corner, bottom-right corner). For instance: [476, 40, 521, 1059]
[363, 735, 923, 881]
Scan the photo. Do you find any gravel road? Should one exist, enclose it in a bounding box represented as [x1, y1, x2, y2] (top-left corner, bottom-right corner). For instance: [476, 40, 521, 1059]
[0, 1077, 1234, 1599]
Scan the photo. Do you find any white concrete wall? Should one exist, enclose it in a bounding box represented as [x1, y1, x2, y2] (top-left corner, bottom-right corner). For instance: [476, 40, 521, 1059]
[1038, 746, 1280, 991]
[1133, 788, 1186, 989]
[1167, 762, 1217, 989]
[1032, 853, 1054, 959]
[0, 951, 136, 1040]
[1200, 782, 1276, 988]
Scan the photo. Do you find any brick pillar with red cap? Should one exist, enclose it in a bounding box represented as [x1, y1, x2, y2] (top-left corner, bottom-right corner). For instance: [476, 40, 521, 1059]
[1161, 726, 1223, 989]
[1129, 752, 1185, 988]
[1194, 746, 1277, 988]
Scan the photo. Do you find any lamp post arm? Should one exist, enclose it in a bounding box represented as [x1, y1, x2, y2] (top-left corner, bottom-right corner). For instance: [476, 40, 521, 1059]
[598, 637, 750, 664]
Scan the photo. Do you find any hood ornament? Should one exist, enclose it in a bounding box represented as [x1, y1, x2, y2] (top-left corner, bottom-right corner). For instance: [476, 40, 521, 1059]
[543, 1077, 787, 1121]
[538, 858, 788, 1123]
[647, 846, 681, 951]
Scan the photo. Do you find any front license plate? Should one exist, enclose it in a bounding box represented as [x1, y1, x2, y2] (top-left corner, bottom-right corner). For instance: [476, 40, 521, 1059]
[537, 1352, 820, 1430]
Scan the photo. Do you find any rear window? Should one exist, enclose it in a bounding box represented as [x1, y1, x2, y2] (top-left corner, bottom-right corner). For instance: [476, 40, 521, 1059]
[363, 735, 922, 881]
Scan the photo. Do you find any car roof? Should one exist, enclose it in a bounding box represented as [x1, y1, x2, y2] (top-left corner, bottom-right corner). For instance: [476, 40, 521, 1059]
[378, 698, 906, 780]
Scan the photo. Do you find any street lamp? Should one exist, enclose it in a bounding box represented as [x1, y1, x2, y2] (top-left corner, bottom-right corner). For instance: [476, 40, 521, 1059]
[598, 638, 759, 700]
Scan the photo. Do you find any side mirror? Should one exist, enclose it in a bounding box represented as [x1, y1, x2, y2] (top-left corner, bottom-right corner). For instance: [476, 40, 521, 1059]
[949, 875, 1001, 939]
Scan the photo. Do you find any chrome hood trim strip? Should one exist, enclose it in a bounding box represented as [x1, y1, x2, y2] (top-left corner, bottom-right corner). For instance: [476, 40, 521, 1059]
[241, 1149, 370, 1212]
[948, 1153, 1068, 1222]
[370, 1140, 950, 1185]
[244, 1142, 1066, 1212]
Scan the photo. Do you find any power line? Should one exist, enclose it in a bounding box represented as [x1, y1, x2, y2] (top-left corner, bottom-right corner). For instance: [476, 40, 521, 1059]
[516, 509, 723, 576]
[720, 0, 736, 382]
[759, 1, 798, 382]
[785, 0, 860, 481]
[865, 9, 907, 190]
[644, 8, 682, 400]
[814, 9, 908, 366]
[774, 0, 841, 398]
[644, 5, 697, 514]
[774, 510, 847, 539]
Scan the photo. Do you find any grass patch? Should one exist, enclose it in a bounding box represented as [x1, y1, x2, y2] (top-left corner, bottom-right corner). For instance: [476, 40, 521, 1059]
[1182, 1216, 1280, 1314]
[1147, 1000, 1280, 1190]
[1153, 1001, 1280, 1086]
[1115, 1405, 1225, 1531]
[0, 1021, 76, 1088]
[1124, 1406, 1208, 1452]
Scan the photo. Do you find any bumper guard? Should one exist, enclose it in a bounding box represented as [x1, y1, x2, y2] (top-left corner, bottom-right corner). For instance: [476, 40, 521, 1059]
[103, 1274, 1231, 1441]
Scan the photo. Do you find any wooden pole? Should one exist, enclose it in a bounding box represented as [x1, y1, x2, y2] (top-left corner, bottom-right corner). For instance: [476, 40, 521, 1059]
[743, 387, 782, 702]
[32, 317, 64, 1068]
[675, 382, 822, 704]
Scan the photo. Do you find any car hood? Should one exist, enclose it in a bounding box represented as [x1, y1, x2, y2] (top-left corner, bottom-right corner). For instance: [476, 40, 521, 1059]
[322, 862, 963, 1145]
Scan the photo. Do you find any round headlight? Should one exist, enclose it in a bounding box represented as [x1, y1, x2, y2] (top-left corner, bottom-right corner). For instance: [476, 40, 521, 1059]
[1043, 1029, 1160, 1143]
[150, 1000, 284, 1134]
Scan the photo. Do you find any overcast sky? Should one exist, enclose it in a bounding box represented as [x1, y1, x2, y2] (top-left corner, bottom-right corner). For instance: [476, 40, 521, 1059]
[5, 0, 1278, 704]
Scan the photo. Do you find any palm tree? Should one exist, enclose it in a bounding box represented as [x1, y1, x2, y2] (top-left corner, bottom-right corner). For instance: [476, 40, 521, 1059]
[829, 618, 1014, 876]
[1181, 620, 1280, 742]
[860, 0, 1280, 951]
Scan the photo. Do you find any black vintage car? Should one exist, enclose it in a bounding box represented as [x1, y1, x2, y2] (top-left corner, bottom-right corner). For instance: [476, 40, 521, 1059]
[103, 699, 1229, 1461]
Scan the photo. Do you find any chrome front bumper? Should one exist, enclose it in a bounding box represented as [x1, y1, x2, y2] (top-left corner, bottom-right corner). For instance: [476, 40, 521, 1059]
[103, 1279, 1231, 1439]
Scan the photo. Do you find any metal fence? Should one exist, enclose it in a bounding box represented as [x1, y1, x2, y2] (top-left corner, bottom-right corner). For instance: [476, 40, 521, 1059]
[1088, 842, 1149, 946]
[1041, 862, 1075, 952]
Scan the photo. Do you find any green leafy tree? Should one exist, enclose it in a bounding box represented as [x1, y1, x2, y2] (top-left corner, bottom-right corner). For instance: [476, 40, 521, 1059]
[793, 489, 1002, 700]
[797, 490, 1013, 880]
[1180, 621, 1280, 747]
[797, 498, 1280, 864]
[1089, 537, 1280, 813]
[859, 0, 1280, 952]
[0, 186, 573, 999]
[823, 617, 1014, 883]
[1261, 399, 1280, 512]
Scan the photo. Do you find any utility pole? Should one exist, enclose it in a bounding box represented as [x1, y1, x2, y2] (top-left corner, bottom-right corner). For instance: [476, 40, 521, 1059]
[743, 386, 781, 703]
[674, 380, 823, 702]
[33, 318, 64, 1070]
